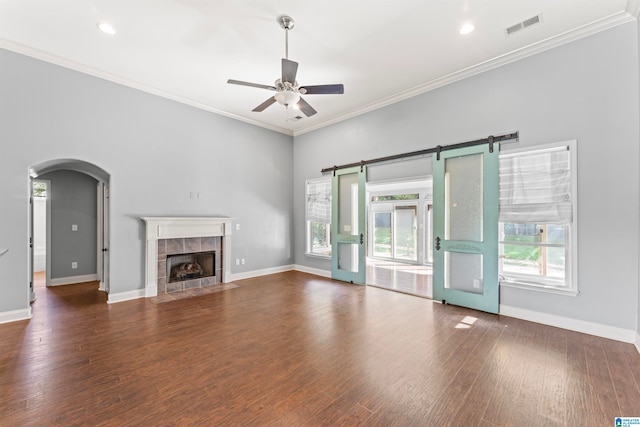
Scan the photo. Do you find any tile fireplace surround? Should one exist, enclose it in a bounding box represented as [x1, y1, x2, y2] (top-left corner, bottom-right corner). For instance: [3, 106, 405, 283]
[142, 217, 232, 297]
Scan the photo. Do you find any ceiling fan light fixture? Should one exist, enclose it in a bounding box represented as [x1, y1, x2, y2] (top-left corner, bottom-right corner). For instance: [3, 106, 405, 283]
[274, 90, 300, 106]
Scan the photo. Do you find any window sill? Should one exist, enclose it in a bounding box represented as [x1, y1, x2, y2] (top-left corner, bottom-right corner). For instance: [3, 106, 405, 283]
[306, 252, 331, 260]
[500, 279, 579, 297]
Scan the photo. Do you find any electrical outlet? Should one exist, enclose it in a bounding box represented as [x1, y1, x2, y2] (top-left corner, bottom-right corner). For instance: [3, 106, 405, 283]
[235, 259, 240, 266]
[241, 258, 245, 265]
[72, 224, 78, 231]
[71, 262, 78, 269]
[235, 223, 240, 231]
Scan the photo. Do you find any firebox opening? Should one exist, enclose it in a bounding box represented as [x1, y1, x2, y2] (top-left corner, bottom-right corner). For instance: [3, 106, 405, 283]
[167, 251, 215, 283]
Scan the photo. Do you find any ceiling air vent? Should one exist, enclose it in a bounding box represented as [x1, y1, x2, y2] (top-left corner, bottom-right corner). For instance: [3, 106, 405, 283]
[505, 13, 542, 36]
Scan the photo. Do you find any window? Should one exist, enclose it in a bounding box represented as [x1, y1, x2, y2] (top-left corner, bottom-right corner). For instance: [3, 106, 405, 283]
[33, 181, 47, 198]
[498, 141, 577, 295]
[369, 196, 419, 262]
[373, 212, 392, 257]
[306, 177, 332, 257]
[371, 193, 419, 202]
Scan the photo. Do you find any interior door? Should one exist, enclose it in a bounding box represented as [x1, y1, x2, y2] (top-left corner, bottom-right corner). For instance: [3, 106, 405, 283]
[97, 182, 110, 293]
[331, 166, 366, 284]
[29, 181, 35, 302]
[432, 143, 499, 313]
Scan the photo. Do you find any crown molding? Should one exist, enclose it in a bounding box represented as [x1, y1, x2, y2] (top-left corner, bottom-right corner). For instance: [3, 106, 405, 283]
[0, 39, 294, 136]
[0, 7, 634, 139]
[627, 0, 640, 18]
[293, 10, 635, 136]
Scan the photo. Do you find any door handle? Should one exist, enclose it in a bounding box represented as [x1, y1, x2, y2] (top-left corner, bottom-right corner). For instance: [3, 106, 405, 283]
[435, 237, 441, 251]
[360, 233, 364, 245]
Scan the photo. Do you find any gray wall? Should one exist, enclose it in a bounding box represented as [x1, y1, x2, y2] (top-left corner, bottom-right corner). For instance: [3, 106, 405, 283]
[294, 22, 640, 332]
[38, 170, 97, 279]
[0, 48, 293, 313]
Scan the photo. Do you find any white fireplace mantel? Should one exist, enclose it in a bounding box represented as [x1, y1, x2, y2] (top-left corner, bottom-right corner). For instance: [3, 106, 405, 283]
[141, 217, 233, 297]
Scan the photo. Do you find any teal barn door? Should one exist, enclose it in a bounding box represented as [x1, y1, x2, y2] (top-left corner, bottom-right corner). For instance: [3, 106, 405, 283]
[331, 166, 366, 284]
[432, 144, 499, 313]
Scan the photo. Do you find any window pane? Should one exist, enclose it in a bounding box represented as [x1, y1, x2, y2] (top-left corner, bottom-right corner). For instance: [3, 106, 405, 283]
[371, 193, 419, 202]
[501, 222, 566, 283]
[445, 153, 483, 242]
[546, 224, 565, 244]
[309, 221, 331, 255]
[502, 223, 565, 245]
[546, 246, 565, 279]
[394, 206, 417, 261]
[338, 172, 358, 236]
[502, 244, 542, 276]
[373, 212, 392, 257]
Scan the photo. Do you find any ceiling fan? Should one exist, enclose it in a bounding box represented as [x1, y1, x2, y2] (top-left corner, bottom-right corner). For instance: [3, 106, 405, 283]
[227, 16, 344, 118]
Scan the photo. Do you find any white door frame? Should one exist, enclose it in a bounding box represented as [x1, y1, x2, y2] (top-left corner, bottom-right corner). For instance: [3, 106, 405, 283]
[28, 159, 111, 302]
[97, 182, 110, 293]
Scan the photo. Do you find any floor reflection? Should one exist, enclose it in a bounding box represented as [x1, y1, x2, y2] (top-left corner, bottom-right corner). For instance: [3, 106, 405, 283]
[366, 259, 432, 298]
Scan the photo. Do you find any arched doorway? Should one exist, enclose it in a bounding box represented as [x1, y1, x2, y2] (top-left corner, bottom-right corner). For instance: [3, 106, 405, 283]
[29, 159, 110, 302]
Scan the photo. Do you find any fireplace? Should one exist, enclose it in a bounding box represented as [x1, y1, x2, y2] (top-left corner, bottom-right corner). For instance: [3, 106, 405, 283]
[167, 251, 214, 283]
[142, 217, 233, 297]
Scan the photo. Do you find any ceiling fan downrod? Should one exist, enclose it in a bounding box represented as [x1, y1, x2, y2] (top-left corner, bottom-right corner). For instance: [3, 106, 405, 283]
[279, 16, 294, 60]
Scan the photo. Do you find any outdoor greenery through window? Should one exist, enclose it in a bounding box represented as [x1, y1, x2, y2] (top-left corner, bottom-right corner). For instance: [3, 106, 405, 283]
[306, 178, 332, 257]
[500, 223, 566, 284]
[33, 181, 47, 198]
[371, 193, 419, 202]
[498, 141, 576, 293]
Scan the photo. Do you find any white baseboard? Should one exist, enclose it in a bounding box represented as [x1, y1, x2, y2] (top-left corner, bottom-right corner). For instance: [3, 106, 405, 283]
[500, 304, 637, 344]
[635, 332, 640, 354]
[50, 274, 99, 286]
[293, 265, 331, 278]
[0, 307, 32, 324]
[229, 265, 294, 282]
[107, 288, 145, 304]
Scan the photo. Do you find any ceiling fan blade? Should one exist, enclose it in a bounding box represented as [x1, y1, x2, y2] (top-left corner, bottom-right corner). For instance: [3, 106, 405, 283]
[252, 97, 277, 112]
[300, 84, 344, 95]
[282, 59, 298, 84]
[296, 97, 317, 117]
[227, 79, 276, 91]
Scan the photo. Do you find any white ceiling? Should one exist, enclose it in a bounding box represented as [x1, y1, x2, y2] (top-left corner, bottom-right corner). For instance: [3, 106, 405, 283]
[1, 1, 638, 136]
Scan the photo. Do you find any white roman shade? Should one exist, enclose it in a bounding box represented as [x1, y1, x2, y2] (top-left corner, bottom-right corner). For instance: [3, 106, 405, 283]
[306, 178, 332, 224]
[499, 145, 572, 223]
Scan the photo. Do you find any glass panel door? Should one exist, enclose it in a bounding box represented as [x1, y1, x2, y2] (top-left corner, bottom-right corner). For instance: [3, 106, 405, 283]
[425, 203, 433, 264]
[332, 166, 366, 284]
[393, 205, 417, 261]
[373, 212, 392, 258]
[433, 144, 499, 313]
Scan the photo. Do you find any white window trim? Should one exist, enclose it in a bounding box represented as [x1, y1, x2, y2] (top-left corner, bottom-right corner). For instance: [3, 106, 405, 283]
[305, 177, 332, 259]
[498, 140, 578, 296]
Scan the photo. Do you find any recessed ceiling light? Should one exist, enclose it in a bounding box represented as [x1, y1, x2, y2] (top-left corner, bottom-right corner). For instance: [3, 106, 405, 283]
[97, 22, 117, 36]
[459, 22, 475, 35]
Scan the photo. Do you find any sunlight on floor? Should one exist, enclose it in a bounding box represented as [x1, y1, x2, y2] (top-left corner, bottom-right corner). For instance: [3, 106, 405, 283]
[366, 258, 433, 298]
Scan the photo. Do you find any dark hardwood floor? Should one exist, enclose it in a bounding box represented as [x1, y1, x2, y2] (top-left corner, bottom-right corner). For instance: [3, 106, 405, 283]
[1, 271, 639, 426]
